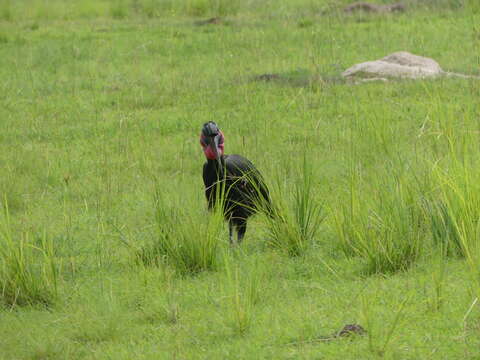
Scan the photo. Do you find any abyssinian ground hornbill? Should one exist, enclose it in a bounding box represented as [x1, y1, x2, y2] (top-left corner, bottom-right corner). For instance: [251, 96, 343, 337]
[200, 122, 272, 244]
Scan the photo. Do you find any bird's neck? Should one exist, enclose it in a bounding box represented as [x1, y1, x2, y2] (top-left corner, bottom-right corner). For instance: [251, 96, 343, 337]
[207, 155, 225, 164]
[207, 156, 225, 176]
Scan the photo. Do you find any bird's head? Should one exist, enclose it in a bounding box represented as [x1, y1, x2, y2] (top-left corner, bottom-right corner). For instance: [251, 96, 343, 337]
[200, 121, 225, 160]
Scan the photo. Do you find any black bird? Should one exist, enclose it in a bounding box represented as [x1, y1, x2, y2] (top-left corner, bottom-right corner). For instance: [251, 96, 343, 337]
[200, 122, 271, 244]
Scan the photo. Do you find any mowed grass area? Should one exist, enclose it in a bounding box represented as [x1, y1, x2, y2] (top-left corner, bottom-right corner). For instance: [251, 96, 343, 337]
[1, 0, 480, 358]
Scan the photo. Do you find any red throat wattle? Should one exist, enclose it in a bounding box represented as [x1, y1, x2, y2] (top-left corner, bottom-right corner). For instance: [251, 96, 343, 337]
[200, 132, 225, 160]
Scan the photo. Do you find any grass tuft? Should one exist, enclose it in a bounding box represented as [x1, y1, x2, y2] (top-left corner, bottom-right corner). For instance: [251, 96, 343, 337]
[223, 254, 263, 335]
[264, 157, 325, 256]
[426, 199, 463, 256]
[429, 152, 480, 296]
[137, 185, 224, 275]
[110, 0, 128, 19]
[0, 203, 60, 307]
[334, 169, 425, 274]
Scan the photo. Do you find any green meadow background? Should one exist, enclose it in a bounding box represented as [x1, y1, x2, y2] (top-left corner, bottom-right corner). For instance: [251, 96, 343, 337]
[0, 0, 480, 358]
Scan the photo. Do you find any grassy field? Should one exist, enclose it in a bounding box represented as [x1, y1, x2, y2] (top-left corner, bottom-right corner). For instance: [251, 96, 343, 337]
[1, 0, 480, 358]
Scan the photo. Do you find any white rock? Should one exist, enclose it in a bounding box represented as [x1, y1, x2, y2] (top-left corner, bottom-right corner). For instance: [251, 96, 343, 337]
[381, 51, 442, 72]
[342, 51, 445, 80]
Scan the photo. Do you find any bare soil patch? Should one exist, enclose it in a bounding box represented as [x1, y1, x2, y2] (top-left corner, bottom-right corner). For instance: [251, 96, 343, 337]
[253, 69, 344, 87]
[344, 2, 406, 14]
[194, 17, 224, 26]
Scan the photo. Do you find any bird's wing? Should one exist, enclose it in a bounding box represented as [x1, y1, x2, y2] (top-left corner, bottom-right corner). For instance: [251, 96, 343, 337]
[224, 154, 252, 170]
[202, 162, 210, 187]
[203, 162, 215, 208]
[224, 154, 257, 180]
[224, 154, 271, 205]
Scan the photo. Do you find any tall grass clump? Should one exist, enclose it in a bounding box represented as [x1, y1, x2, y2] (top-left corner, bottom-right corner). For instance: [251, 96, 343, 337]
[0, 204, 60, 307]
[425, 199, 463, 256]
[264, 157, 325, 256]
[137, 186, 224, 275]
[429, 162, 480, 258]
[333, 168, 426, 274]
[428, 151, 480, 296]
[223, 254, 263, 335]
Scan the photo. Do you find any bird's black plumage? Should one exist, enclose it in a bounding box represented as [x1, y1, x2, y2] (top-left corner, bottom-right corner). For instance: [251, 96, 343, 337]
[200, 122, 271, 244]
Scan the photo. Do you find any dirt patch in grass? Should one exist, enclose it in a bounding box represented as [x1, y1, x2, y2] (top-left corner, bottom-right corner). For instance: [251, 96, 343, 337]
[252, 69, 344, 87]
[254, 73, 282, 82]
[194, 17, 225, 26]
[344, 2, 406, 14]
[284, 324, 367, 346]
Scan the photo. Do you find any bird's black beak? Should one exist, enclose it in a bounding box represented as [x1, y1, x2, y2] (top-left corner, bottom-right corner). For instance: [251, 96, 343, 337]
[212, 135, 223, 170]
[201, 122, 223, 170]
[204, 134, 220, 156]
[213, 135, 220, 156]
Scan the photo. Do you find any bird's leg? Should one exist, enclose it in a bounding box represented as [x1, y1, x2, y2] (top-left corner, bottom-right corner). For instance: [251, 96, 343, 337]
[228, 221, 234, 245]
[236, 221, 247, 244]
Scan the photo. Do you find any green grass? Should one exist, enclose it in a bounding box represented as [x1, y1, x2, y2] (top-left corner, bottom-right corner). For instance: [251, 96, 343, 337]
[1, 0, 480, 358]
[333, 167, 426, 274]
[136, 184, 224, 274]
[0, 204, 59, 307]
[264, 156, 326, 256]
